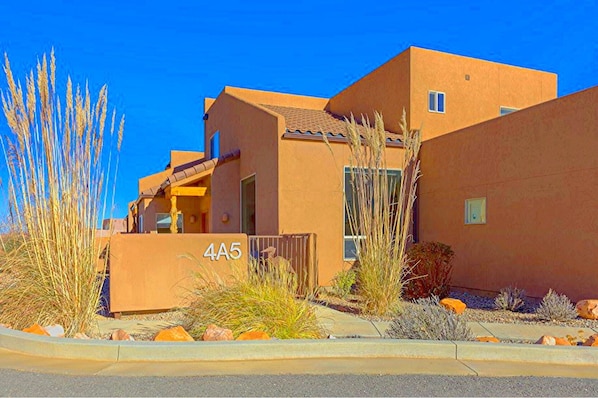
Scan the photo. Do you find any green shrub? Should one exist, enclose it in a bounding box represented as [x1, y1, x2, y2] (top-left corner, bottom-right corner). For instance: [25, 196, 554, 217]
[386, 296, 474, 341]
[184, 258, 324, 340]
[0, 51, 123, 335]
[331, 268, 356, 298]
[494, 286, 526, 312]
[404, 242, 454, 299]
[536, 289, 577, 322]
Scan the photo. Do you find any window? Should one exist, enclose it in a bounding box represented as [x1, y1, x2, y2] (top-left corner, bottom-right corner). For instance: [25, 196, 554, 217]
[156, 213, 184, 233]
[465, 198, 486, 225]
[343, 167, 401, 260]
[210, 131, 220, 159]
[428, 91, 445, 113]
[500, 106, 518, 116]
[138, 214, 144, 233]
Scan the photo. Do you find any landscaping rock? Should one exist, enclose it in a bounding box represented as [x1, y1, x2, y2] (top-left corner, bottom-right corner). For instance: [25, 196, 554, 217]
[583, 334, 598, 347]
[535, 335, 556, 345]
[73, 333, 91, 339]
[236, 331, 270, 341]
[440, 298, 466, 315]
[154, 326, 194, 342]
[111, 329, 134, 341]
[476, 336, 500, 343]
[22, 323, 50, 336]
[554, 337, 572, 346]
[43, 324, 65, 337]
[575, 299, 598, 320]
[0, 323, 12, 329]
[202, 324, 233, 341]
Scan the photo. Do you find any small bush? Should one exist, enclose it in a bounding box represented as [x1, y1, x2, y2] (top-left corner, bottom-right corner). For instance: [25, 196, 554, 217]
[331, 268, 356, 298]
[404, 242, 454, 299]
[386, 296, 474, 341]
[494, 286, 526, 312]
[536, 289, 578, 322]
[184, 258, 324, 340]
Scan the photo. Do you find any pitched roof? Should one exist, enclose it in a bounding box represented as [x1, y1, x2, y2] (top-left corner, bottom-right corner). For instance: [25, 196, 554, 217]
[137, 149, 241, 201]
[261, 104, 403, 146]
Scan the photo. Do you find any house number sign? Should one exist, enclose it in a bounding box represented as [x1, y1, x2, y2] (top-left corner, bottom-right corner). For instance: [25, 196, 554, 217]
[202, 242, 243, 261]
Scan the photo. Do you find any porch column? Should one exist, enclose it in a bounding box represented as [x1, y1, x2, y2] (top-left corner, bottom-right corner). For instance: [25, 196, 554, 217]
[169, 194, 178, 234]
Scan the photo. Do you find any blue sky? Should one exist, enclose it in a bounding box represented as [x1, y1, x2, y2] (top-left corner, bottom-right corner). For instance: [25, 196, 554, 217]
[0, 0, 597, 219]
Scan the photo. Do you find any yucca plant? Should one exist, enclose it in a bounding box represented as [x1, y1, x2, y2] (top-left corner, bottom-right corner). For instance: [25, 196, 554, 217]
[0, 50, 124, 336]
[326, 110, 421, 316]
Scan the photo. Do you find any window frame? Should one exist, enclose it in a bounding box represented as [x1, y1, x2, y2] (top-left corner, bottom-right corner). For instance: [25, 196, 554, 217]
[464, 197, 487, 225]
[209, 131, 220, 159]
[155, 212, 184, 233]
[343, 166, 402, 261]
[428, 90, 446, 113]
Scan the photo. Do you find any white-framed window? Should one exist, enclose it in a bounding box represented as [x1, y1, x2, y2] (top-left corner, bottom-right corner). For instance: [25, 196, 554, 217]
[500, 106, 518, 116]
[343, 167, 402, 260]
[210, 131, 220, 159]
[428, 91, 445, 113]
[465, 198, 486, 225]
[156, 213, 184, 233]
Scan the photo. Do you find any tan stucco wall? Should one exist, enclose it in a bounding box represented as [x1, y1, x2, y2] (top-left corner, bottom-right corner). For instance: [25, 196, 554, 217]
[109, 233, 248, 312]
[418, 85, 598, 302]
[278, 138, 405, 285]
[327, 48, 410, 135]
[327, 47, 557, 140]
[223, 86, 328, 110]
[410, 47, 557, 140]
[205, 91, 284, 235]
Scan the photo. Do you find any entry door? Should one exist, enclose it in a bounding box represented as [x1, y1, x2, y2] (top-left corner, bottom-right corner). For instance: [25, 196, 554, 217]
[241, 175, 256, 235]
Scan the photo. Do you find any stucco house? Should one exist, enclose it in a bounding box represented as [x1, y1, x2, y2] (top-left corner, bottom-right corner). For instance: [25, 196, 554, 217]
[128, 46, 598, 300]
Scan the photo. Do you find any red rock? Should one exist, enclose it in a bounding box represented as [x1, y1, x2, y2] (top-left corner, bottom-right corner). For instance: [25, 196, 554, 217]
[476, 336, 500, 343]
[535, 335, 556, 345]
[111, 329, 134, 341]
[583, 334, 598, 347]
[236, 331, 271, 341]
[554, 337, 572, 346]
[22, 323, 50, 336]
[154, 326, 194, 342]
[576, 300, 598, 320]
[439, 298, 466, 315]
[202, 324, 233, 341]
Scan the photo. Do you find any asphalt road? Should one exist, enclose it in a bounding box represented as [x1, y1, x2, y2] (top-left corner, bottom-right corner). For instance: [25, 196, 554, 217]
[1, 370, 598, 397]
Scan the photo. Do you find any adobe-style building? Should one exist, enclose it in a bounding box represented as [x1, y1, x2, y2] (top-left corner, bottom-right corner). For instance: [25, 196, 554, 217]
[127, 46, 598, 300]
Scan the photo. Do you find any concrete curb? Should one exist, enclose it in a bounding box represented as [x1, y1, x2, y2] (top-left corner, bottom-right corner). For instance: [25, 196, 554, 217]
[1, 327, 598, 365]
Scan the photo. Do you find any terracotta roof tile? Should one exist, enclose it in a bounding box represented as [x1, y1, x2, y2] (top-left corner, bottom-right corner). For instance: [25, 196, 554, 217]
[261, 105, 403, 145]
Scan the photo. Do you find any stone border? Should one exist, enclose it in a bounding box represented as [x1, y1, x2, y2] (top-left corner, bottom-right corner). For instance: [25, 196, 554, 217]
[1, 328, 598, 365]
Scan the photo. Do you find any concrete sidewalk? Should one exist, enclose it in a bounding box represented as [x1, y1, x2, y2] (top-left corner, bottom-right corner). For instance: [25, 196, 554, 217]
[0, 304, 596, 378]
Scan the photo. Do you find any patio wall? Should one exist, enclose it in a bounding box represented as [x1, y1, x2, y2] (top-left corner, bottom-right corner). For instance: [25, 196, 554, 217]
[108, 233, 248, 313]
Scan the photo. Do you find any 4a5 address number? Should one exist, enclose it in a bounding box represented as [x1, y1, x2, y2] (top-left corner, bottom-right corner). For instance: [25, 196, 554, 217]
[203, 242, 243, 261]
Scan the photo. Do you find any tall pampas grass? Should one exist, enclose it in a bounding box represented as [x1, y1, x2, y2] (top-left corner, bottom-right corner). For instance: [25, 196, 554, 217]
[326, 110, 421, 316]
[0, 50, 124, 335]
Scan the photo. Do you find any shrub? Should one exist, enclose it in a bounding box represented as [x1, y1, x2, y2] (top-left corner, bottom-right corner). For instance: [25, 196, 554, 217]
[536, 289, 577, 322]
[184, 258, 324, 340]
[0, 51, 123, 335]
[386, 296, 474, 341]
[494, 286, 526, 312]
[331, 268, 356, 298]
[324, 110, 421, 316]
[404, 242, 454, 299]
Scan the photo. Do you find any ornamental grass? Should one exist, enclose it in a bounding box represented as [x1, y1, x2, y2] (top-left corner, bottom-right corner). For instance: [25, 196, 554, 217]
[184, 258, 324, 340]
[0, 51, 123, 336]
[325, 110, 421, 316]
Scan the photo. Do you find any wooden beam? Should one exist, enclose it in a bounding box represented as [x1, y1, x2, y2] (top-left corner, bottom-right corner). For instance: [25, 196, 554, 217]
[169, 186, 208, 197]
